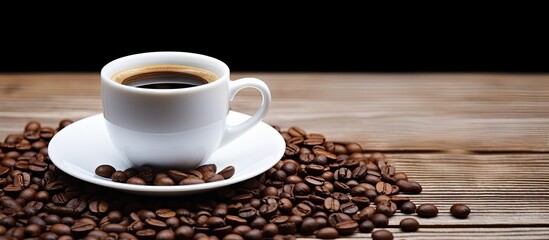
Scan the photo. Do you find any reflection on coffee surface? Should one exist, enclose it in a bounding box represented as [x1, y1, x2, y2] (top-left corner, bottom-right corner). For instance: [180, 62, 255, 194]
[112, 64, 219, 89]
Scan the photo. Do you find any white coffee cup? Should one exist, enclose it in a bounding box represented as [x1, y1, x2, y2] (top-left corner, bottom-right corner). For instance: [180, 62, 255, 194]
[101, 52, 271, 169]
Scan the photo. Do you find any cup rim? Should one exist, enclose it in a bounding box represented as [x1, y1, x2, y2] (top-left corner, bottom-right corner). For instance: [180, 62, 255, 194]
[101, 51, 229, 94]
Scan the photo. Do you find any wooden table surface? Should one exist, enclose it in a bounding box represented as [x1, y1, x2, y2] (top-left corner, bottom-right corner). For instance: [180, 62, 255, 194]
[1, 73, 548, 239]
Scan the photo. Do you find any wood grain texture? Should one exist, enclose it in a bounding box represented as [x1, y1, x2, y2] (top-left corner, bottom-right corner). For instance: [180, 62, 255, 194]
[2, 73, 549, 151]
[1, 73, 549, 239]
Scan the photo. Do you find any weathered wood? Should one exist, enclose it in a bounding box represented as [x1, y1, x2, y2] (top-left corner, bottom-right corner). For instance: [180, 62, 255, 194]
[1, 73, 549, 151]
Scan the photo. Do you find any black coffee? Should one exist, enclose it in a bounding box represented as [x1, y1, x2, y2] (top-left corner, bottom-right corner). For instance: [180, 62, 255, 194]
[112, 64, 219, 90]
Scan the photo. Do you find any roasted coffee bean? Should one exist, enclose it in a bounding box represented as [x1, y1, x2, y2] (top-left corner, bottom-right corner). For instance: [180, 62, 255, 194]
[95, 165, 116, 178]
[371, 229, 393, 240]
[351, 196, 370, 208]
[376, 201, 397, 217]
[332, 192, 350, 203]
[224, 233, 244, 240]
[102, 223, 126, 233]
[396, 180, 422, 194]
[400, 218, 420, 232]
[196, 164, 217, 173]
[450, 204, 471, 219]
[218, 165, 235, 179]
[340, 201, 359, 215]
[110, 171, 128, 183]
[225, 215, 247, 226]
[316, 227, 339, 239]
[155, 208, 176, 219]
[370, 213, 389, 227]
[285, 143, 300, 156]
[298, 217, 317, 235]
[127, 176, 147, 185]
[175, 225, 194, 239]
[124, 168, 139, 178]
[263, 223, 279, 238]
[24, 223, 42, 237]
[156, 229, 175, 240]
[334, 168, 352, 181]
[145, 218, 167, 228]
[249, 217, 267, 229]
[375, 181, 393, 195]
[293, 182, 311, 195]
[88, 200, 109, 214]
[323, 197, 340, 213]
[359, 219, 374, 233]
[138, 165, 155, 183]
[417, 204, 439, 218]
[291, 202, 312, 217]
[333, 181, 350, 193]
[14, 172, 31, 188]
[328, 213, 352, 227]
[232, 225, 252, 236]
[180, 176, 205, 185]
[288, 126, 306, 137]
[335, 220, 358, 236]
[156, 176, 176, 185]
[243, 229, 263, 240]
[135, 229, 156, 239]
[305, 164, 325, 176]
[400, 201, 417, 214]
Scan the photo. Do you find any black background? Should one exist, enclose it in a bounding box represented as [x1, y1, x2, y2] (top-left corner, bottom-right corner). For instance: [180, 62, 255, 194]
[1, 10, 547, 73]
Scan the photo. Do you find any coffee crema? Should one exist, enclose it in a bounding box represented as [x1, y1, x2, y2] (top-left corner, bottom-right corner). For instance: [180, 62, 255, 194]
[112, 64, 219, 89]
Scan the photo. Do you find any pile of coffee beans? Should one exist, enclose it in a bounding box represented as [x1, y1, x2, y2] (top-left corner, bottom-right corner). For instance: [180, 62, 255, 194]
[0, 121, 470, 240]
[95, 164, 235, 185]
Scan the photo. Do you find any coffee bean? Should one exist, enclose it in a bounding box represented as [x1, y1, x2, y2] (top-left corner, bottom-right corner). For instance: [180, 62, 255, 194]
[196, 164, 217, 174]
[175, 225, 194, 239]
[400, 217, 420, 232]
[450, 204, 471, 219]
[126, 176, 146, 185]
[371, 229, 393, 240]
[328, 213, 352, 228]
[243, 229, 263, 240]
[218, 166, 235, 179]
[179, 176, 205, 185]
[417, 204, 439, 218]
[24, 223, 42, 237]
[225, 215, 247, 226]
[111, 171, 128, 183]
[323, 197, 340, 213]
[316, 227, 339, 239]
[223, 233, 244, 240]
[335, 220, 358, 236]
[400, 201, 417, 214]
[358, 219, 374, 233]
[138, 165, 155, 183]
[124, 168, 139, 178]
[262, 223, 279, 238]
[95, 165, 116, 178]
[232, 225, 252, 236]
[291, 202, 312, 217]
[396, 180, 422, 194]
[135, 229, 156, 239]
[88, 200, 109, 214]
[340, 201, 359, 215]
[376, 201, 397, 217]
[156, 229, 175, 240]
[334, 168, 352, 182]
[370, 213, 389, 227]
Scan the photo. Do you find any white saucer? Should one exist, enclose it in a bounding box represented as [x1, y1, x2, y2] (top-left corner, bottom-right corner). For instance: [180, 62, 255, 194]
[49, 111, 285, 196]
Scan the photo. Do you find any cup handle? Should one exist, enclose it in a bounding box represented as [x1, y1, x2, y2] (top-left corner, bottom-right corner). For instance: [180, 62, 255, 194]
[219, 78, 271, 148]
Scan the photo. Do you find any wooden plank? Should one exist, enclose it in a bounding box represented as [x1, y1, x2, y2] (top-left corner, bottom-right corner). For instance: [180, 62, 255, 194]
[1, 73, 549, 151]
[298, 227, 549, 239]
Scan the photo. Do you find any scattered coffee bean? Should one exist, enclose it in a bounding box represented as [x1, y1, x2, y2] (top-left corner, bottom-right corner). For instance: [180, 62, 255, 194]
[417, 204, 439, 218]
[95, 165, 116, 178]
[400, 201, 417, 214]
[450, 204, 471, 219]
[316, 227, 339, 239]
[400, 217, 420, 232]
[372, 229, 394, 240]
[359, 219, 375, 233]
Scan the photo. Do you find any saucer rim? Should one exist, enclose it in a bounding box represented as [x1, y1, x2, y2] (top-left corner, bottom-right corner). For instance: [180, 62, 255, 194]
[49, 111, 285, 194]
